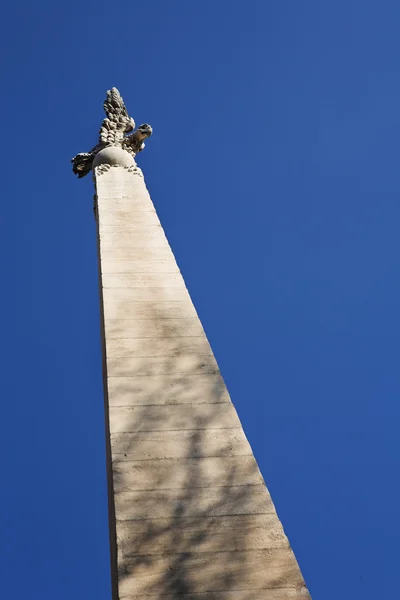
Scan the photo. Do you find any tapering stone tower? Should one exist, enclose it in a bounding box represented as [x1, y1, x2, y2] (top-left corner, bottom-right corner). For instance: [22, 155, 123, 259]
[72, 88, 310, 599]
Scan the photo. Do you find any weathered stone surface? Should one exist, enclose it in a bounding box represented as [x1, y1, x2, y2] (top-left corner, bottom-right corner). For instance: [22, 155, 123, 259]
[112, 456, 263, 492]
[71, 87, 152, 178]
[103, 300, 198, 321]
[118, 549, 305, 597]
[105, 336, 211, 358]
[101, 259, 180, 274]
[107, 374, 231, 406]
[107, 372, 230, 407]
[107, 354, 219, 377]
[111, 428, 251, 460]
[90, 162, 310, 599]
[121, 589, 311, 600]
[102, 272, 186, 289]
[109, 402, 237, 432]
[99, 210, 160, 227]
[99, 231, 169, 250]
[115, 484, 275, 520]
[103, 286, 192, 303]
[117, 514, 289, 558]
[101, 247, 176, 262]
[105, 317, 204, 338]
[99, 198, 155, 211]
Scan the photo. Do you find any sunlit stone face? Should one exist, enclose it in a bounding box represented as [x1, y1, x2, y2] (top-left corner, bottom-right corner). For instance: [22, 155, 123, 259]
[92, 146, 136, 170]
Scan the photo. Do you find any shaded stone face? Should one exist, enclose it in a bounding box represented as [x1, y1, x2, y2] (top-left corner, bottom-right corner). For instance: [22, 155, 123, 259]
[94, 159, 311, 599]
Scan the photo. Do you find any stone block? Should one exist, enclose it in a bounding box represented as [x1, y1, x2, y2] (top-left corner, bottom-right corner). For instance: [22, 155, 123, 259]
[110, 427, 251, 460]
[116, 513, 289, 558]
[112, 455, 263, 492]
[102, 286, 192, 303]
[120, 589, 310, 600]
[118, 549, 305, 597]
[100, 247, 176, 262]
[102, 272, 185, 289]
[98, 197, 155, 211]
[99, 210, 160, 227]
[99, 232, 169, 250]
[105, 317, 204, 338]
[100, 224, 164, 236]
[107, 373, 231, 406]
[105, 335, 211, 358]
[114, 484, 275, 520]
[107, 354, 219, 378]
[101, 259, 180, 274]
[103, 300, 198, 321]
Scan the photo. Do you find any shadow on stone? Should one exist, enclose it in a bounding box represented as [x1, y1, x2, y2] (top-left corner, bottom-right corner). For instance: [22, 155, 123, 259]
[101, 304, 308, 599]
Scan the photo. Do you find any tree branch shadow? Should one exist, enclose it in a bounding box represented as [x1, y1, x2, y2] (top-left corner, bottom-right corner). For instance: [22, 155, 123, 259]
[104, 303, 309, 599]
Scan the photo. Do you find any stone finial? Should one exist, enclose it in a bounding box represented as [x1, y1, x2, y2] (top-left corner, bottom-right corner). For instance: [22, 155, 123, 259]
[71, 87, 152, 178]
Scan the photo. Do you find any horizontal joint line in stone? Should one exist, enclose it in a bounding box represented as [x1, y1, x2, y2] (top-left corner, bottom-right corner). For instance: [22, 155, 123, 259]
[108, 401, 231, 408]
[115, 510, 274, 523]
[102, 300, 194, 304]
[102, 272, 180, 275]
[115, 483, 266, 494]
[117, 586, 308, 597]
[102, 286, 189, 290]
[112, 453, 253, 463]
[106, 354, 212, 360]
[110, 425, 242, 436]
[117, 548, 286, 560]
[102, 289, 190, 294]
[111, 426, 241, 434]
[105, 336, 208, 340]
[118, 546, 287, 560]
[105, 317, 197, 322]
[107, 372, 220, 380]
[100, 247, 169, 251]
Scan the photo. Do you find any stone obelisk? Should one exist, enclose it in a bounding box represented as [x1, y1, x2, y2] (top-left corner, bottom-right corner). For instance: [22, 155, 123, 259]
[72, 88, 311, 599]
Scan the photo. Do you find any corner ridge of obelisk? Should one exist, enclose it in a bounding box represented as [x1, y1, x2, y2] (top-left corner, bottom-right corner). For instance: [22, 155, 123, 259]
[71, 87, 152, 179]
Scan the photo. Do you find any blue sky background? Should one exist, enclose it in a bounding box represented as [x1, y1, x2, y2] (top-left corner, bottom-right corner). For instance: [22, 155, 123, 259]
[1, 1, 400, 598]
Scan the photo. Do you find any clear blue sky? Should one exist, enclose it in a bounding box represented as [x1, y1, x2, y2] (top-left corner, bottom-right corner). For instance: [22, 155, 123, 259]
[1, 1, 399, 598]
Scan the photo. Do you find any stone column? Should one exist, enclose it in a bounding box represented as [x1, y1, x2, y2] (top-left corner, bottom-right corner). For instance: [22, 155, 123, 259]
[93, 162, 309, 600]
[72, 88, 310, 600]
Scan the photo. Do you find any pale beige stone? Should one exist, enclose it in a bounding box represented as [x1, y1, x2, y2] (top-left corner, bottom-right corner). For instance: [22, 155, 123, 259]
[109, 402, 236, 432]
[115, 484, 275, 520]
[107, 354, 219, 378]
[105, 317, 204, 338]
[93, 164, 310, 599]
[101, 247, 176, 262]
[118, 549, 305, 596]
[100, 224, 165, 236]
[105, 336, 212, 359]
[117, 514, 289, 558]
[102, 272, 185, 289]
[92, 146, 136, 170]
[101, 259, 180, 274]
[103, 300, 198, 321]
[99, 232, 170, 250]
[99, 210, 160, 227]
[103, 286, 192, 303]
[121, 590, 310, 600]
[99, 198, 155, 211]
[112, 455, 263, 492]
[107, 373, 231, 406]
[111, 428, 251, 460]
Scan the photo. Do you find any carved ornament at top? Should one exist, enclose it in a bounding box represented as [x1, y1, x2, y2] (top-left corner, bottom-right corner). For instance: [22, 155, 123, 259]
[71, 87, 152, 178]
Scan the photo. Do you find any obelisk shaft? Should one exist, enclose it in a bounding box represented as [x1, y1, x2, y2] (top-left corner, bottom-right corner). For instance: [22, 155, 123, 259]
[94, 165, 310, 599]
